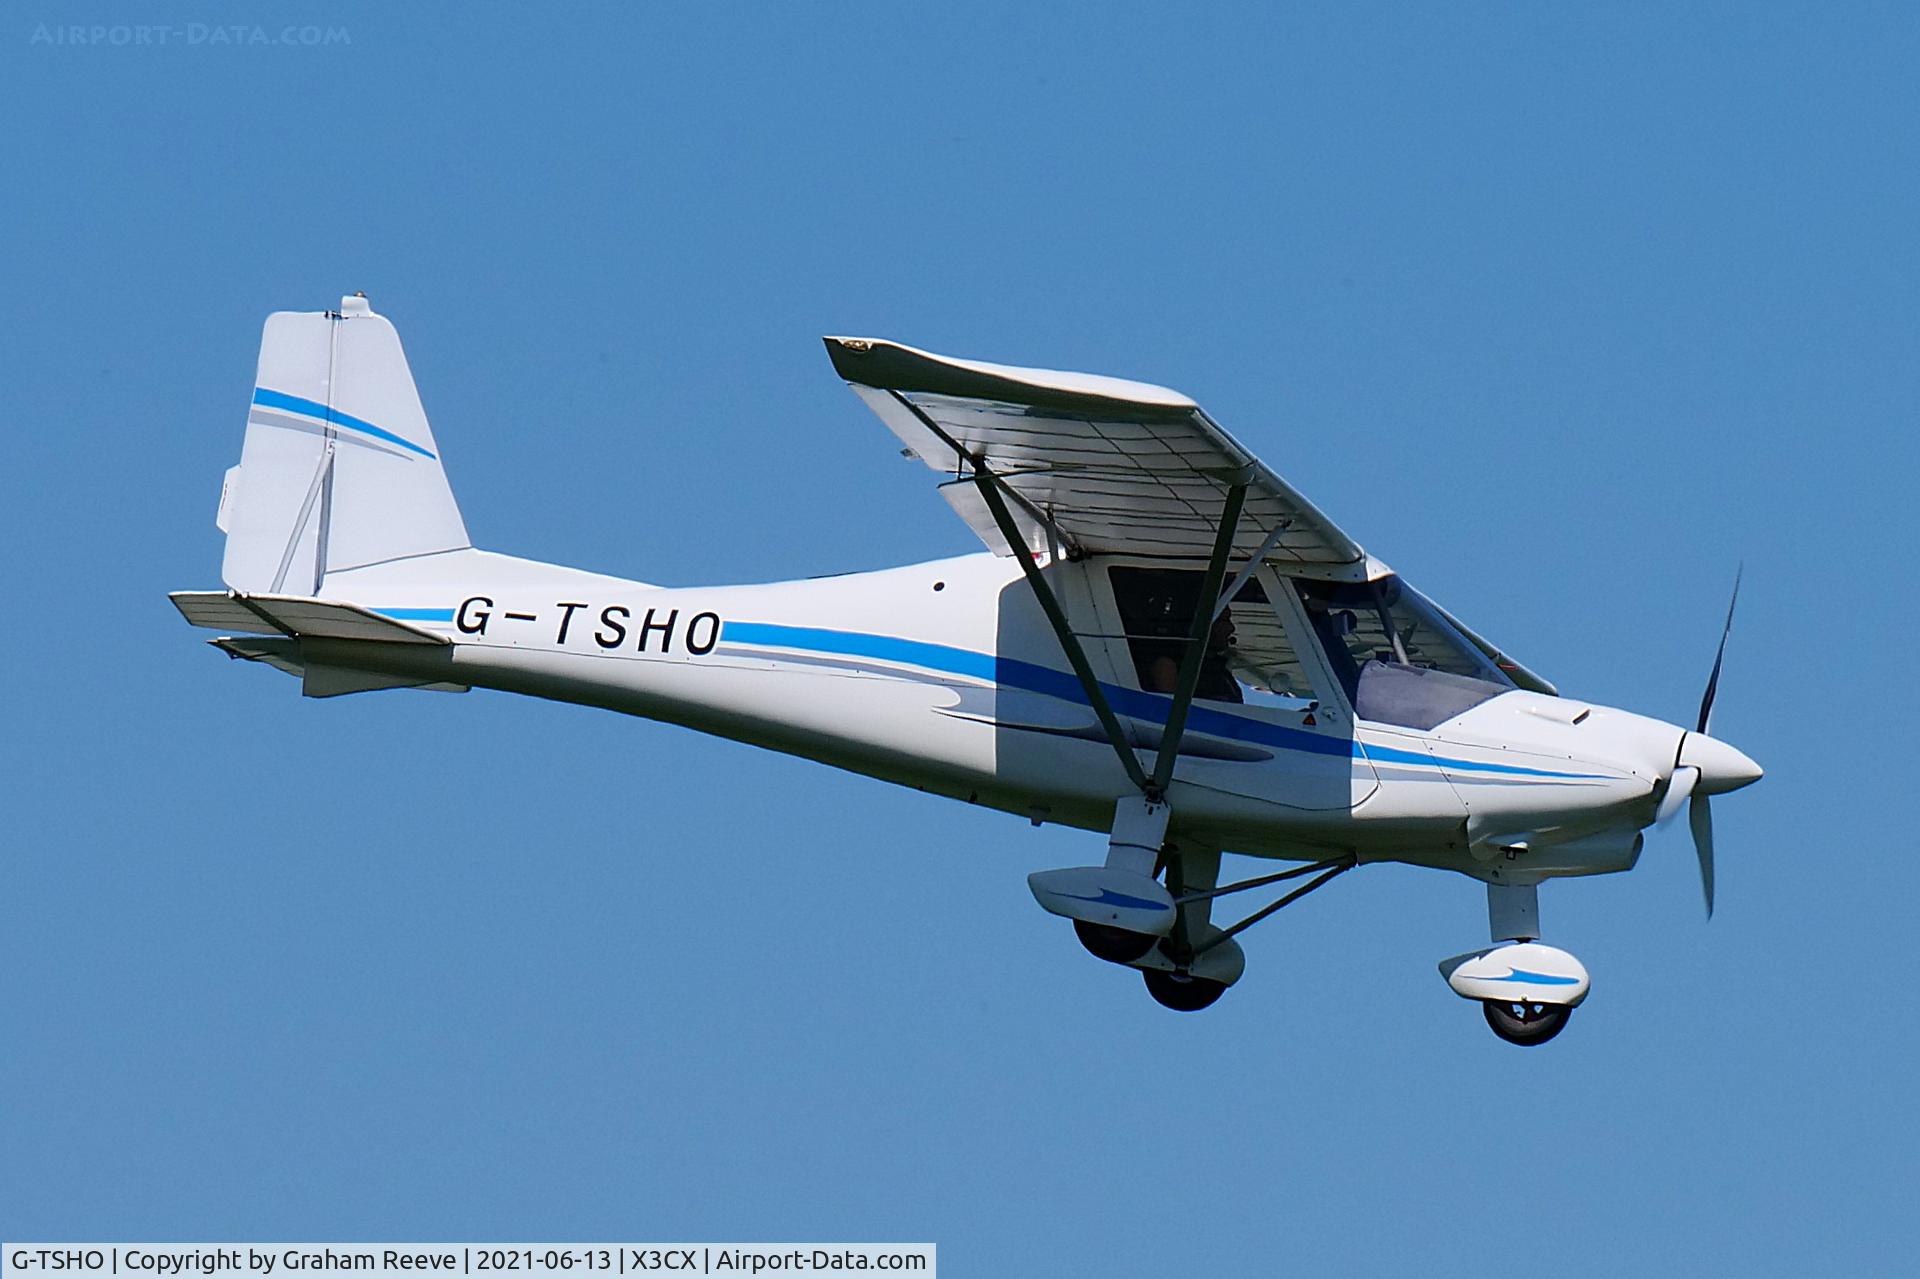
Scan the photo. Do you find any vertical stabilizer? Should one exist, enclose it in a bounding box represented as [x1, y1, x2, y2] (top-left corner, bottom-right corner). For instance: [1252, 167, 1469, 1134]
[220, 295, 470, 594]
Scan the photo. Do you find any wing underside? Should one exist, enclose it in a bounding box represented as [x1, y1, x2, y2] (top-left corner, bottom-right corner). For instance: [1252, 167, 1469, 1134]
[828, 339, 1367, 577]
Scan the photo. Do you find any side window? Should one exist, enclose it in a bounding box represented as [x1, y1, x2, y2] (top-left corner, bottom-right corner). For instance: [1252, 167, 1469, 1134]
[1107, 567, 1316, 706]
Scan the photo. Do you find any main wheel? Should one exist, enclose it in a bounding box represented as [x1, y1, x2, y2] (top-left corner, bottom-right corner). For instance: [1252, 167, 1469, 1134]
[1482, 998, 1572, 1046]
[1074, 920, 1160, 964]
[1143, 968, 1228, 1012]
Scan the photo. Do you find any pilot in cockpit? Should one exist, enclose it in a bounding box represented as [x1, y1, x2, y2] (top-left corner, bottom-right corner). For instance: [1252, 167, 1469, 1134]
[1141, 608, 1241, 703]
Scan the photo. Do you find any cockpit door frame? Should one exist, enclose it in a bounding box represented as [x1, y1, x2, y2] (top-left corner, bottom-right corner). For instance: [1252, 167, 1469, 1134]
[1257, 567, 1362, 731]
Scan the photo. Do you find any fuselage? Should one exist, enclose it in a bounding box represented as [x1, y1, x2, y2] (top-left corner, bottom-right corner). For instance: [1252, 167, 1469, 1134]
[313, 546, 1698, 884]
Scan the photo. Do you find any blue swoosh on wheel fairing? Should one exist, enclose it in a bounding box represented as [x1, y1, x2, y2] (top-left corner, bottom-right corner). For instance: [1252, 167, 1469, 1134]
[1483, 968, 1582, 985]
[1053, 888, 1172, 912]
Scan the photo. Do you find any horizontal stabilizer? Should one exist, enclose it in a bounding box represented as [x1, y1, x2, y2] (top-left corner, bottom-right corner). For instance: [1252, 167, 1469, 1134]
[301, 662, 467, 698]
[171, 591, 450, 645]
[212, 635, 306, 675]
[203, 614, 469, 698]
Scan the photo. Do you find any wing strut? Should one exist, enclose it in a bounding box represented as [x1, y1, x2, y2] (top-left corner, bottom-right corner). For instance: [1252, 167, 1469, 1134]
[971, 461, 1150, 794]
[1212, 518, 1291, 623]
[1148, 474, 1249, 797]
[972, 458, 1253, 803]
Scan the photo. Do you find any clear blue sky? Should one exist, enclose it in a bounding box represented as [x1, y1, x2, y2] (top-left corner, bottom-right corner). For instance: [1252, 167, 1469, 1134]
[4, 2, 1915, 1273]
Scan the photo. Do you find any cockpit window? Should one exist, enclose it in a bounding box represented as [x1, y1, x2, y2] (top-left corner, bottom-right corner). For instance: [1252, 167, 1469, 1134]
[1296, 575, 1513, 727]
[1108, 567, 1316, 706]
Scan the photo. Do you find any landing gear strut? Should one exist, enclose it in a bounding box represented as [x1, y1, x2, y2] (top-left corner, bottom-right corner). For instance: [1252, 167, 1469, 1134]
[1056, 841, 1357, 1014]
[1136, 845, 1234, 1013]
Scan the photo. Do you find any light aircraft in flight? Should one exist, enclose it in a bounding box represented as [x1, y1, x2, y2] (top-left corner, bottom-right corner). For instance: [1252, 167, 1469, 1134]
[174, 295, 1761, 1045]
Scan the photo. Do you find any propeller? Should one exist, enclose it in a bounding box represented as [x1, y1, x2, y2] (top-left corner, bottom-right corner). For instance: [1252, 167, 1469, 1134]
[1664, 568, 1742, 918]
[1654, 765, 1698, 826]
[1689, 788, 1716, 917]
[1696, 567, 1740, 739]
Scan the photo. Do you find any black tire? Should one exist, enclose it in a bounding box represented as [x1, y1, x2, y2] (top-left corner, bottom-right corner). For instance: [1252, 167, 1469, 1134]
[1482, 998, 1572, 1046]
[1074, 920, 1160, 964]
[1143, 968, 1228, 1012]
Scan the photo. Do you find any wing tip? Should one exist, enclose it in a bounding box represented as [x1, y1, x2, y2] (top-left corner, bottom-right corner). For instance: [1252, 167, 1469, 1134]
[820, 334, 1197, 412]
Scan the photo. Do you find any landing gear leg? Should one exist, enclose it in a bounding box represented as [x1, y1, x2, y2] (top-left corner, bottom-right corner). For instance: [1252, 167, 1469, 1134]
[1134, 850, 1354, 1012]
[1142, 845, 1231, 1012]
[1064, 796, 1176, 964]
[1489, 881, 1539, 944]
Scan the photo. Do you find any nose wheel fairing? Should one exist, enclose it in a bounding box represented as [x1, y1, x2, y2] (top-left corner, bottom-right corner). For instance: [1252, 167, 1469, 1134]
[1437, 882, 1590, 1046]
[1441, 942, 1590, 1009]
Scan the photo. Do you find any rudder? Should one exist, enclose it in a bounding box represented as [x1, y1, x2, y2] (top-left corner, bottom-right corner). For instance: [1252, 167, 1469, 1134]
[219, 294, 470, 594]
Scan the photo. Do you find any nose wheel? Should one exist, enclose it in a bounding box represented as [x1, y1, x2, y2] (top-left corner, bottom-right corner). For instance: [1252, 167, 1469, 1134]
[1482, 998, 1573, 1046]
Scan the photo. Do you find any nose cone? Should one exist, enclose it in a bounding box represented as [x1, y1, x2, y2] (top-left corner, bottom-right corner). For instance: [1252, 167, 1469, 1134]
[1680, 732, 1764, 794]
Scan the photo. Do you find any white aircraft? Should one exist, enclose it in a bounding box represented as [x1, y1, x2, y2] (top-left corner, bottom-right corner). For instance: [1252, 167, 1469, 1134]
[174, 296, 1762, 1045]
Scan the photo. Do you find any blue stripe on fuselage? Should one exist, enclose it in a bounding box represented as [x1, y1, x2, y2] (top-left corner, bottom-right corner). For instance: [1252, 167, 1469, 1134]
[718, 620, 1601, 781]
[371, 607, 456, 622]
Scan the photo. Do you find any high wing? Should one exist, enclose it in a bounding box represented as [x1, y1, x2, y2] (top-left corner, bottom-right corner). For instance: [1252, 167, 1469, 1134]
[825, 337, 1367, 575]
[825, 337, 1555, 695]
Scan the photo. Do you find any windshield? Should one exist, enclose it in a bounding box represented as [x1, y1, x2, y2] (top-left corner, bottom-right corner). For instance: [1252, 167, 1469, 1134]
[1296, 575, 1513, 727]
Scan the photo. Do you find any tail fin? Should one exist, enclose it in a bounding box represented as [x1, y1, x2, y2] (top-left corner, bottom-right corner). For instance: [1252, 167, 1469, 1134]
[218, 295, 470, 594]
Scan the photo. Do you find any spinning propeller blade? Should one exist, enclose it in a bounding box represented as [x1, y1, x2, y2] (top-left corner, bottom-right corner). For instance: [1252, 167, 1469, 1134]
[1689, 792, 1716, 918]
[1677, 569, 1741, 917]
[1696, 566, 1741, 735]
[1655, 765, 1699, 826]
